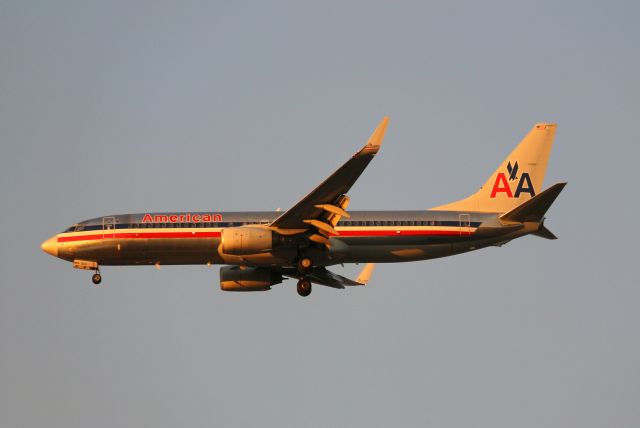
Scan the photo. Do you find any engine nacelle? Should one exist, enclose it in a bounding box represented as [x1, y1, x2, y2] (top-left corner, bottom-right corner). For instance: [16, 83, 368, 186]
[219, 266, 283, 291]
[220, 227, 273, 255]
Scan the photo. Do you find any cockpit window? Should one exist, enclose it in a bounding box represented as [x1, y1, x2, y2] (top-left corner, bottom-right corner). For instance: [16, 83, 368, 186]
[63, 223, 85, 233]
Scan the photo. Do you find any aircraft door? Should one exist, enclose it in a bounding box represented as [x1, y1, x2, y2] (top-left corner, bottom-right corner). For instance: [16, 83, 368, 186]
[459, 213, 471, 236]
[102, 216, 116, 239]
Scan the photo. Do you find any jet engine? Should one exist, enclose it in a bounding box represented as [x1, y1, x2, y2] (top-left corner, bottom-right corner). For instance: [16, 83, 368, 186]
[220, 227, 273, 255]
[219, 266, 283, 291]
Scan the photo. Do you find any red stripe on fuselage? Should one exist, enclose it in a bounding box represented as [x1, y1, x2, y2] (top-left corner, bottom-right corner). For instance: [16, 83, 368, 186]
[57, 231, 222, 242]
[56, 228, 466, 243]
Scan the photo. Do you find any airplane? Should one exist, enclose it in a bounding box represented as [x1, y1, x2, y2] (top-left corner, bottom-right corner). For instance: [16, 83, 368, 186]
[40, 118, 566, 297]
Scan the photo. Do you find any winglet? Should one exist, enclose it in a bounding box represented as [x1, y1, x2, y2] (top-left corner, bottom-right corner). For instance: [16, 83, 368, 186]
[356, 263, 376, 285]
[366, 116, 389, 149]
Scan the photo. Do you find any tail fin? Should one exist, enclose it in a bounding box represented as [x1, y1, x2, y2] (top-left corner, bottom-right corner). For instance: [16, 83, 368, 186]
[433, 123, 557, 213]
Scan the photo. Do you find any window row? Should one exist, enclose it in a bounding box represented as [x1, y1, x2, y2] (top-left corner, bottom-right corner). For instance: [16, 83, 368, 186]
[339, 220, 446, 227]
[65, 220, 458, 232]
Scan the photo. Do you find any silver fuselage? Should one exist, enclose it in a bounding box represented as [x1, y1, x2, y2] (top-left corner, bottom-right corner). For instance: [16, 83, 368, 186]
[42, 210, 535, 268]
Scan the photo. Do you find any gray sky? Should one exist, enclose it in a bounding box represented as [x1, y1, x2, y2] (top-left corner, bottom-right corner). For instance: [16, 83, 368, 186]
[1, 1, 639, 427]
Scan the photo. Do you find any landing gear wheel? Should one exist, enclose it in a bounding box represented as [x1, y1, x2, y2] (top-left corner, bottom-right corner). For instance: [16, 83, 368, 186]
[92, 273, 102, 285]
[297, 257, 313, 274]
[297, 279, 312, 297]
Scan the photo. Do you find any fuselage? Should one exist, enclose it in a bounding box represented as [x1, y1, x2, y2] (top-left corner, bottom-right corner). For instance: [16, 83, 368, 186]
[41, 210, 532, 268]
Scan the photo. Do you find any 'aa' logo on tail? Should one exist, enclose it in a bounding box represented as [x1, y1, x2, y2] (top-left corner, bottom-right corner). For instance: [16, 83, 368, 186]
[506, 161, 519, 181]
[490, 161, 535, 198]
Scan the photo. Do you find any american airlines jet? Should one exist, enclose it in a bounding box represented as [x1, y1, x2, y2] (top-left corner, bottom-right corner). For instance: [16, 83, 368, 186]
[41, 118, 566, 297]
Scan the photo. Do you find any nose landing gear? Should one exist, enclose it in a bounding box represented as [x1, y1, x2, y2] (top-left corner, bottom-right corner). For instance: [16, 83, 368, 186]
[91, 268, 102, 285]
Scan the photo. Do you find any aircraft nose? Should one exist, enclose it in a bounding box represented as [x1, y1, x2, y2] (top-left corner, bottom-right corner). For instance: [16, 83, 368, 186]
[40, 236, 58, 257]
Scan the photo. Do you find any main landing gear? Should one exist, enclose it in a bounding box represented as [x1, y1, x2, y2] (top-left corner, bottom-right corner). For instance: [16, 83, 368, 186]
[297, 278, 312, 297]
[91, 268, 102, 285]
[296, 255, 313, 297]
[297, 256, 313, 274]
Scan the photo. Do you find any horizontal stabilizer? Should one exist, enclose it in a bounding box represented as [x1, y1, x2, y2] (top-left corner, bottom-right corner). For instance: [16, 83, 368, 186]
[501, 182, 567, 223]
[533, 223, 558, 240]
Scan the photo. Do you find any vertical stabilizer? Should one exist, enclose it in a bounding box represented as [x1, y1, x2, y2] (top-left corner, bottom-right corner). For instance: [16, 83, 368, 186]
[432, 123, 557, 213]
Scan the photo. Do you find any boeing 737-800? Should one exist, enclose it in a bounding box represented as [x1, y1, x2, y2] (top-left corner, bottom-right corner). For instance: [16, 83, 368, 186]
[41, 118, 566, 296]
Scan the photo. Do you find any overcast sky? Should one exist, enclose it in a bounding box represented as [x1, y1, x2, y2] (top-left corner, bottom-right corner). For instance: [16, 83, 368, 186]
[1, 1, 639, 427]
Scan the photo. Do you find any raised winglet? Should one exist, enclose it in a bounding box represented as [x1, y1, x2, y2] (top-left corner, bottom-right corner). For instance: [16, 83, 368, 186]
[356, 263, 376, 285]
[364, 116, 389, 151]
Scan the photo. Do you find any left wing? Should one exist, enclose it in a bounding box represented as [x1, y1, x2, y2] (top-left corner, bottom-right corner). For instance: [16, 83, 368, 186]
[270, 117, 389, 235]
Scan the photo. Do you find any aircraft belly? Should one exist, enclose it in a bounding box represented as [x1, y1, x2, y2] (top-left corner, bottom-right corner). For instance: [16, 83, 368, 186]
[341, 243, 454, 263]
[61, 237, 224, 265]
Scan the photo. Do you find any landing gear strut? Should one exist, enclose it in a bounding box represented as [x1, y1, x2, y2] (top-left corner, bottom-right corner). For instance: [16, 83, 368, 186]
[297, 278, 312, 297]
[297, 256, 313, 274]
[91, 268, 102, 285]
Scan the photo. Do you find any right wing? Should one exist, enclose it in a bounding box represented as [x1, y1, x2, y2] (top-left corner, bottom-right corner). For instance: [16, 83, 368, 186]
[285, 263, 376, 289]
[270, 117, 389, 236]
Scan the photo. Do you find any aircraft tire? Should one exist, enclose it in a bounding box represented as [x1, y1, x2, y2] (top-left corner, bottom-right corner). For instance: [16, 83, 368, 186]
[297, 279, 312, 297]
[92, 273, 102, 285]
